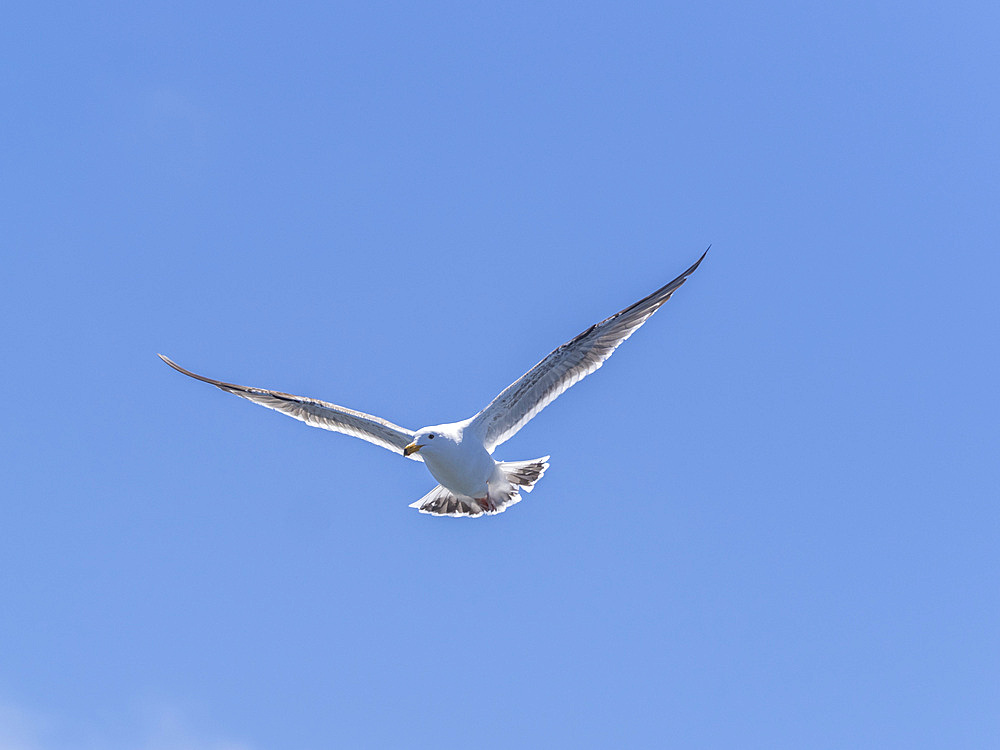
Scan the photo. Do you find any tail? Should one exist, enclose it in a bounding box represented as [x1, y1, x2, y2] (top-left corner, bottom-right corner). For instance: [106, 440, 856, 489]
[498, 456, 550, 492]
[409, 456, 550, 518]
[409, 485, 490, 517]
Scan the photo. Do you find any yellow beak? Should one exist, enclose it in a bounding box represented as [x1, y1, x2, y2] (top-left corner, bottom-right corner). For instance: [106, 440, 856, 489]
[403, 442, 421, 457]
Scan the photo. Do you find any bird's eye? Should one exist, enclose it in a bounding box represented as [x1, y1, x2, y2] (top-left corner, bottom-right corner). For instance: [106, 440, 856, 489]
[428, 433, 435, 439]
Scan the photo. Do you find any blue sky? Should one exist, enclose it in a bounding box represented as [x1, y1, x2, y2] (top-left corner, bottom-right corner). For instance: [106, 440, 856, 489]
[3, 2, 998, 748]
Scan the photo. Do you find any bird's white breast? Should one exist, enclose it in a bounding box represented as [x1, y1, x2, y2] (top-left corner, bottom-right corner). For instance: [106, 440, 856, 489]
[422, 431, 496, 497]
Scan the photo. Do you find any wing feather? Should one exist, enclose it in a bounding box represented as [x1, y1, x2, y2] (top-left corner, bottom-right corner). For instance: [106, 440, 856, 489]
[158, 354, 420, 459]
[470, 250, 707, 452]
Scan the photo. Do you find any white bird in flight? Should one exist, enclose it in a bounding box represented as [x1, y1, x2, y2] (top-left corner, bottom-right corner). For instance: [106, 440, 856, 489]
[160, 251, 706, 517]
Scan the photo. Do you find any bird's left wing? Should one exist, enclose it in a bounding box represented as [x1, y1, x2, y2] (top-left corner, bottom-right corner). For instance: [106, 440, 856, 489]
[469, 250, 706, 452]
[158, 354, 421, 459]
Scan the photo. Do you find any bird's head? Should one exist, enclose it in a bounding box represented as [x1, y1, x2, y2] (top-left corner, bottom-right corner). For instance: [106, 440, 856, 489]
[403, 425, 456, 458]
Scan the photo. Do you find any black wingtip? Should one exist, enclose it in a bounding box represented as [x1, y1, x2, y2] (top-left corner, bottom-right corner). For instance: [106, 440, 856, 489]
[157, 353, 224, 387]
[158, 353, 186, 374]
[682, 245, 710, 277]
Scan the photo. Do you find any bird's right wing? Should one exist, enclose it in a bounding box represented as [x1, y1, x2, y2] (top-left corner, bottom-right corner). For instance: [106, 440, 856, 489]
[469, 250, 706, 452]
[158, 354, 421, 460]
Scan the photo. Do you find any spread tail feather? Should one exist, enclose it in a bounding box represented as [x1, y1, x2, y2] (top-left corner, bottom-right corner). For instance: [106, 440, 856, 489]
[409, 456, 550, 518]
[499, 456, 549, 491]
[407, 485, 483, 517]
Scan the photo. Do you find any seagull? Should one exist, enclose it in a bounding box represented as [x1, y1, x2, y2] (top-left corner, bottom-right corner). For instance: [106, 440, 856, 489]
[159, 250, 706, 517]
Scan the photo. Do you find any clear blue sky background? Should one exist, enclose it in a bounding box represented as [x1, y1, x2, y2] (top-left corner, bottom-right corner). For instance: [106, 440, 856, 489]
[3, 2, 997, 748]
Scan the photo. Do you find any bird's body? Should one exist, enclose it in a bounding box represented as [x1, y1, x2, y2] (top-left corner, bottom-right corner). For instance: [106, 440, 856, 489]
[410, 421, 494, 498]
[399, 420, 550, 515]
[160, 250, 706, 517]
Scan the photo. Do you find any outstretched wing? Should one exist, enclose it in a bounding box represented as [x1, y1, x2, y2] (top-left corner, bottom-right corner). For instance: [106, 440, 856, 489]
[470, 250, 707, 452]
[158, 354, 420, 459]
